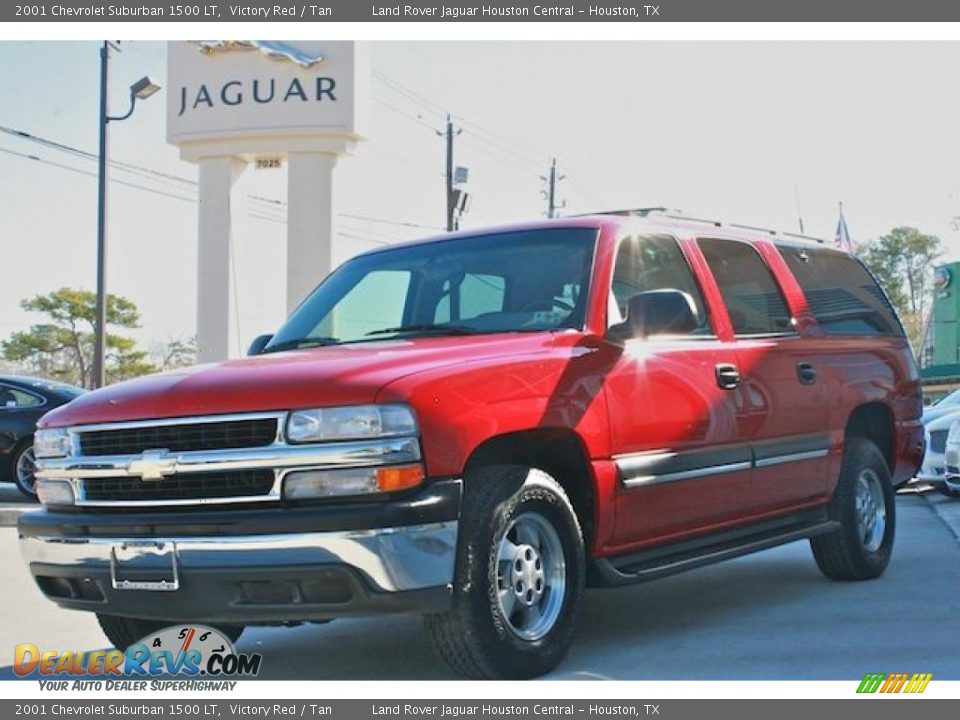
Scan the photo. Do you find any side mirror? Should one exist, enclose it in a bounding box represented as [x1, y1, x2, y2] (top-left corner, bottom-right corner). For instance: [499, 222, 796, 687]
[247, 333, 274, 356]
[609, 289, 699, 340]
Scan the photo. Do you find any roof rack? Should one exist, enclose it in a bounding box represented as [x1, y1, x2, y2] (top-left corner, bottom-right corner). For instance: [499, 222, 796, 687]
[582, 207, 675, 217]
[576, 207, 825, 244]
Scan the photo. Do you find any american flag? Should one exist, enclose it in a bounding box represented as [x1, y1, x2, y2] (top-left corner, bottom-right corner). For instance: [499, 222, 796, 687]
[834, 203, 853, 252]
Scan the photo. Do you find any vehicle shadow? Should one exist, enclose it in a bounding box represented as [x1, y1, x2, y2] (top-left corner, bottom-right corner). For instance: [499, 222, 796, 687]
[231, 546, 835, 680]
[2, 499, 947, 681]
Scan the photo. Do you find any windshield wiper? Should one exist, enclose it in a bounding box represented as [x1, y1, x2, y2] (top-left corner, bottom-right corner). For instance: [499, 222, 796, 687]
[366, 324, 480, 337]
[261, 337, 339, 354]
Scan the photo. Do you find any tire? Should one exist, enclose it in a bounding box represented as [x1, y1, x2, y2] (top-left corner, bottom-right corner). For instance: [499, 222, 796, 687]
[12, 442, 38, 499]
[810, 437, 896, 581]
[424, 465, 585, 679]
[96, 614, 244, 650]
[938, 484, 960, 499]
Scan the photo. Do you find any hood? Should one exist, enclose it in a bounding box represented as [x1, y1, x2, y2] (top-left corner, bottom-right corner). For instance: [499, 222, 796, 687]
[40, 333, 558, 428]
[923, 407, 960, 432]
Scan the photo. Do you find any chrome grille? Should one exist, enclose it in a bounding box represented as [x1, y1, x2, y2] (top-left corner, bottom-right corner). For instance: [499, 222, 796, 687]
[82, 470, 275, 502]
[37, 412, 421, 509]
[78, 418, 278, 456]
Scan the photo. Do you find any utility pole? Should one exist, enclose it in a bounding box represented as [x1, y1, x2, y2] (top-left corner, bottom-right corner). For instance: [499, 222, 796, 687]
[440, 114, 461, 231]
[542, 157, 565, 218]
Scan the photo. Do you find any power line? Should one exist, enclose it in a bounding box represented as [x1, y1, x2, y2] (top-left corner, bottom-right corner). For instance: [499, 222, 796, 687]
[337, 231, 391, 247]
[372, 71, 446, 119]
[364, 142, 443, 179]
[369, 73, 607, 211]
[340, 212, 441, 231]
[247, 195, 441, 231]
[459, 130, 544, 174]
[3, 128, 439, 232]
[458, 137, 544, 177]
[0, 146, 196, 204]
[0, 124, 196, 188]
[373, 71, 551, 169]
[372, 97, 440, 133]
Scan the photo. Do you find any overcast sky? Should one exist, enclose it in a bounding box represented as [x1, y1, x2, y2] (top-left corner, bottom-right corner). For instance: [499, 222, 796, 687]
[2, 41, 960, 356]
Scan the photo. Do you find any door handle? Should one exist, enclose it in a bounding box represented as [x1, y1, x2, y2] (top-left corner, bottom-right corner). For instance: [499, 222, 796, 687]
[797, 362, 817, 385]
[715, 363, 741, 390]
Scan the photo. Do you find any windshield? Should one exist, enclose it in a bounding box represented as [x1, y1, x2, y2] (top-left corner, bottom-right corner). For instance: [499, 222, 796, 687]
[935, 389, 960, 407]
[264, 227, 597, 352]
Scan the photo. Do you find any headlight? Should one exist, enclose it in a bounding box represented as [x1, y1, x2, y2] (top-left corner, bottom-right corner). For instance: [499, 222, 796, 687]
[34, 428, 73, 459]
[949, 421, 960, 444]
[286, 404, 418, 443]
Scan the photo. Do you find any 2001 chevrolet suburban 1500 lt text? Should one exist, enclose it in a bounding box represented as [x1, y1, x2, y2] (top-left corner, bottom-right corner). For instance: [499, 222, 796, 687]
[20, 210, 924, 678]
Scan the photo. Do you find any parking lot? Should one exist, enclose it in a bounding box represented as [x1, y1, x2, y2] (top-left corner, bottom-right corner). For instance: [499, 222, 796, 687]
[1, 490, 958, 681]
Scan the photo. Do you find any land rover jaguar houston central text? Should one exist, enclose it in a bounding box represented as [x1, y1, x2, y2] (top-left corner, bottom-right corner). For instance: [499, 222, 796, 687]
[19, 210, 923, 678]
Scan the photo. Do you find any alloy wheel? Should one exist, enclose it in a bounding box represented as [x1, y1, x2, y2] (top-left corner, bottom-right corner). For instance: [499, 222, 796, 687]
[496, 511, 566, 641]
[855, 468, 886, 553]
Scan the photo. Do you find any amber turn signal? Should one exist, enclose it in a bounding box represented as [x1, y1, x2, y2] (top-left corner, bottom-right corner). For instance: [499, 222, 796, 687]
[376, 465, 425, 492]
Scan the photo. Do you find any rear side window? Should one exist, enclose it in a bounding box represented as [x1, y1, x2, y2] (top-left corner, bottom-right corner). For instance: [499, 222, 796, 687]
[777, 245, 903, 336]
[698, 238, 794, 336]
[0, 386, 44, 409]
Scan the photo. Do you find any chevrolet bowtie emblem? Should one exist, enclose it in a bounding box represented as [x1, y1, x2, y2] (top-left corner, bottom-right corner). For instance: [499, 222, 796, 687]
[127, 450, 177, 482]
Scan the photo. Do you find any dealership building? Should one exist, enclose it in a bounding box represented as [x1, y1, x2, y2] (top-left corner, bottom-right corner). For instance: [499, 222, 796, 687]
[921, 261, 960, 398]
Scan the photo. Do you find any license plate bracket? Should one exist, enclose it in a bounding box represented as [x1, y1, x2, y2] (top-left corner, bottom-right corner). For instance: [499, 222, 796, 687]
[110, 541, 179, 591]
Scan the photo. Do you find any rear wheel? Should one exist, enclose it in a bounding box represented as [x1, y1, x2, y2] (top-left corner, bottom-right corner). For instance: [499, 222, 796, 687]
[425, 465, 584, 679]
[96, 614, 244, 650]
[810, 438, 895, 580]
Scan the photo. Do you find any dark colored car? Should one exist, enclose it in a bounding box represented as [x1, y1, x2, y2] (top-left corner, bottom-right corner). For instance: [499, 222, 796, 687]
[0, 375, 84, 498]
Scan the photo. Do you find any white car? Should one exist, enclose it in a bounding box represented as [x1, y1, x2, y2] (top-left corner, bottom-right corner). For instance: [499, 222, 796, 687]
[917, 411, 960, 488]
[942, 420, 960, 498]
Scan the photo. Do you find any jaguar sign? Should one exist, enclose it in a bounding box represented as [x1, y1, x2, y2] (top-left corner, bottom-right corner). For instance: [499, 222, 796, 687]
[166, 40, 366, 152]
[175, 76, 338, 117]
[165, 40, 368, 364]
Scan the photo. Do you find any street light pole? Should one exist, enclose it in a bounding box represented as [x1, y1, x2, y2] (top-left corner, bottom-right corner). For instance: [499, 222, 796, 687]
[91, 43, 160, 389]
[93, 41, 110, 390]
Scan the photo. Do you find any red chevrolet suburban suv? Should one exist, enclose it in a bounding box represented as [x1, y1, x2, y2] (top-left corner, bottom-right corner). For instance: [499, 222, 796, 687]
[20, 210, 924, 679]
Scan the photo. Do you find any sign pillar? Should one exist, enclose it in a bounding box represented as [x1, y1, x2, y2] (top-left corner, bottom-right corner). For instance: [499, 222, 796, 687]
[195, 156, 245, 363]
[287, 152, 339, 314]
[167, 40, 367, 362]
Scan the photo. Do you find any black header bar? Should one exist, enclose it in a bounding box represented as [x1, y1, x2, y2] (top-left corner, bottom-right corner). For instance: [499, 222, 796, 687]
[7, 0, 960, 23]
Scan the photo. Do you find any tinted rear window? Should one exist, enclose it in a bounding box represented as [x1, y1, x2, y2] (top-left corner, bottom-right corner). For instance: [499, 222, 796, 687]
[777, 245, 904, 336]
[698, 238, 794, 336]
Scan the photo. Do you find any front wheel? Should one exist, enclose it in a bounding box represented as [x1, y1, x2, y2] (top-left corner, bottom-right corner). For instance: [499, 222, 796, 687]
[938, 484, 960, 499]
[425, 466, 585, 679]
[810, 438, 896, 580]
[13, 443, 38, 499]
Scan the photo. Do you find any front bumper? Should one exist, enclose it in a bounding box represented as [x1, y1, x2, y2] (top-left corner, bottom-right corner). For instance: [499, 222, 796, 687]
[916, 449, 946, 486]
[18, 479, 460, 623]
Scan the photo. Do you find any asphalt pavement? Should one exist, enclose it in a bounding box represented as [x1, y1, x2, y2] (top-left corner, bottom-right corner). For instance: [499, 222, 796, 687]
[0, 484, 36, 526]
[1, 492, 958, 680]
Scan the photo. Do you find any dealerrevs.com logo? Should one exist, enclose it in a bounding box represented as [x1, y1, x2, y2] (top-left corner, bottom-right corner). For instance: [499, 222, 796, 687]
[857, 673, 933, 694]
[14, 625, 262, 687]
